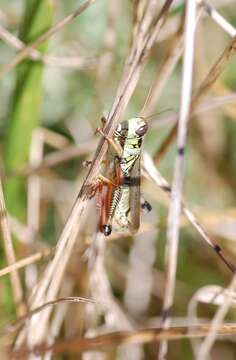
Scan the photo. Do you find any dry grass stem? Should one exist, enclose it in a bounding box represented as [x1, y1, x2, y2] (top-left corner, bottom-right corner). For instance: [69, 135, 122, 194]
[2, 296, 104, 336]
[0, 249, 52, 278]
[199, 0, 236, 36]
[143, 152, 235, 274]
[10, 323, 236, 358]
[189, 285, 236, 313]
[159, 1, 197, 358]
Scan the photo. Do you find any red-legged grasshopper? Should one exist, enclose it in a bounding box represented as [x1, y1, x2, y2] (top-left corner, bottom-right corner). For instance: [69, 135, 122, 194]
[90, 117, 151, 236]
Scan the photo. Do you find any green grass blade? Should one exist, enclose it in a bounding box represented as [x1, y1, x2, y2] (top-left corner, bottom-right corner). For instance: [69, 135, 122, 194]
[4, 0, 54, 220]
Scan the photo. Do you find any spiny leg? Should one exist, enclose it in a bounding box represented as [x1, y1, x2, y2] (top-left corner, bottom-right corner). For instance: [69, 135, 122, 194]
[102, 158, 123, 236]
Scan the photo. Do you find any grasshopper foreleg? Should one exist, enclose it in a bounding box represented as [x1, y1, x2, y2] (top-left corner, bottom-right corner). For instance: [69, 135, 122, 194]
[95, 117, 123, 158]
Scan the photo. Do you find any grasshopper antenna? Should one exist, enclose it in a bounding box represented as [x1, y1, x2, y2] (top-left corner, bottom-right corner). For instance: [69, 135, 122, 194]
[142, 108, 174, 121]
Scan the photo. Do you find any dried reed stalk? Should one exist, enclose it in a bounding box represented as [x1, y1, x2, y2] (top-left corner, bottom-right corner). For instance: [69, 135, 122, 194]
[10, 322, 236, 358]
[2, 296, 104, 336]
[0, 249, 52, 278]
[159, 2, 197, 358]
[143, 152, 235, 274]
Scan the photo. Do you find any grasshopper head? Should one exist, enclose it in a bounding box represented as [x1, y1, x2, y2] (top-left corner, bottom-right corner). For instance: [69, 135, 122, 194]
[127, 117, 148, 138]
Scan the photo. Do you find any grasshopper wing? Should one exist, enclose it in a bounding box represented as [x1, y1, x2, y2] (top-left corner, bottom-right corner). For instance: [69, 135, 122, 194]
[128, 155, 141, 233]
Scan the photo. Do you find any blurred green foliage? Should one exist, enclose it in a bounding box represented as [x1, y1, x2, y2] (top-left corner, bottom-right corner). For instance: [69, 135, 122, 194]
[4, 0, 53, 220]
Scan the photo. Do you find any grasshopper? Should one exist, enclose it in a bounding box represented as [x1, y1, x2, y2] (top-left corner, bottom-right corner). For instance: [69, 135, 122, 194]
[91, 116, 151, 236]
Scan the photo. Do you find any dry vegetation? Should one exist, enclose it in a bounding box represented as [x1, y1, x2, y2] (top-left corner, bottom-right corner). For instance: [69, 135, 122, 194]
[1, 0, 236, 359]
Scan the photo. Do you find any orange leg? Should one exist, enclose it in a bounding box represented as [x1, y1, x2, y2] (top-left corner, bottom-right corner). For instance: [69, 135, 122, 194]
[86, 175, 117, 235]
[105, 182, 114, 224]
[102, 158, 123, 236]
[104, 158, 122, 223]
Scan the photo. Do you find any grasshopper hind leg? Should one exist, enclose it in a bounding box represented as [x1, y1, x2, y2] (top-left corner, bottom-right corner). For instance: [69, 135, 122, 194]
[102, 158, 122, 236]
[103, 186, 122, 236]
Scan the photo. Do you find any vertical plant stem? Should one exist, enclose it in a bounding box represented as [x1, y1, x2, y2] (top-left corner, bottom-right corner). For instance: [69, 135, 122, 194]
[159, 1, 197, 359]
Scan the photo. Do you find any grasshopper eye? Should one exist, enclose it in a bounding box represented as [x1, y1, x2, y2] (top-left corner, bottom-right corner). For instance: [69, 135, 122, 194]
[135, 123, 148, 136]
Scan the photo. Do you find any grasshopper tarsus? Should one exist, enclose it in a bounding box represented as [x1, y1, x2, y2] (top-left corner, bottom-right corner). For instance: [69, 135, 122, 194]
[141, 200, 152, 213]
[103, 224, 112, 236]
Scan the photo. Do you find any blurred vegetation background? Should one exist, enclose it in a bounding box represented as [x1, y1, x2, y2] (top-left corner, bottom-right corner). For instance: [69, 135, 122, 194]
[1, 0, 236, 359]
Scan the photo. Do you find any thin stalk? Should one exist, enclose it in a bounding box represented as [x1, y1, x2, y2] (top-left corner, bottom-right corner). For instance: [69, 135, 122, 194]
[159, 2, 197, 359]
